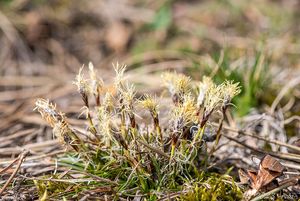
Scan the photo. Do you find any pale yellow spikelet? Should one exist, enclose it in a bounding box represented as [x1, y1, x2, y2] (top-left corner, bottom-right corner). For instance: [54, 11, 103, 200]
[88, 62, 104, 96]
[176, 74, 191, 93]
[97, 106, 113, 145]
[53, 121, 70, 145]
[162, 72, 191, 97]
[181, 94, 198, 123]
[79, 106, 91, 119]
[88, 62, 97, 81]
[171, 94, 197, 128]
[203, 84, 223, 116]
[103, 92, 114, 112]
[196, 76, 214, 108]
[73, 66, 90, 96]
[139, 94, 159, 113]
[140, 94, 161, 139]
[120, 83, 136, 111]
[113, 62, 127, 89]
[220, 80, 241, 105]
[34, 99, 82, 150]
[34, 98, 64, 127]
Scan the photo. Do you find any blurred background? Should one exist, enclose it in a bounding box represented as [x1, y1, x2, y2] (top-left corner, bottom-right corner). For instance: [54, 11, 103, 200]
[0, 0, 299, 156]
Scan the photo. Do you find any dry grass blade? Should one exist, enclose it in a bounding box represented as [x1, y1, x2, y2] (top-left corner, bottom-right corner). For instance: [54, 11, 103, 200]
[217, 123, 300, 153]
[0, 150, 29, 196]
[223, 133, 300, 164]
[250, 180, 298, 201]
[0, 157, 20, 174]
[137, 140, 170, 160]
[21, 176, 112, 184]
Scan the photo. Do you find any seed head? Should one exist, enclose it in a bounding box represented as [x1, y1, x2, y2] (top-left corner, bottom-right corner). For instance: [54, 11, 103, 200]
[220, 80, 241, 106]
[196, 76, 214, 108]
[97, 106, 114, 145]
[53, 121, 71, 146]
[120, 83, 136, 112]
[162, 72, 191, 103]
[34, 98, 64, 127]
[203, 84, 223, 117]
[35, 99, 81, 151]
[171, 94, 197, 129]
[88, 62, 104, 97]
[113, 62, 127, 90]
[103, 92, 114, 112]
[74, 66, 90, 97]
[139, 94, 159, 114]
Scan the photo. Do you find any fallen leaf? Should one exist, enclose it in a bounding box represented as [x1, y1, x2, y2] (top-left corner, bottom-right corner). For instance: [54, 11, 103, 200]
[252, 155, 284, 190]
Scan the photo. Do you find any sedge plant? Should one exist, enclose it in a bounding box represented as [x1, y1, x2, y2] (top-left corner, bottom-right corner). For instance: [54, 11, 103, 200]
[34, 63, 242, 200]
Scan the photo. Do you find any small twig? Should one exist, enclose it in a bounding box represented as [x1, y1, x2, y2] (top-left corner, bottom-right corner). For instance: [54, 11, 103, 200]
[0, 157, 20, 174]
[209, 108, 226, 156]
[250, 182, 295, 201]
[270, 76, 300, 114]
[223, 133, 300, 164]
[70, 170, 118, 185]
[0, 150, 29, 196]
[137, 140, 170, 160]
[215, 123, 300, 153]
[0, 150, 64, 166]
[281, 162, 300, 170]
[20, 175, 99, 184]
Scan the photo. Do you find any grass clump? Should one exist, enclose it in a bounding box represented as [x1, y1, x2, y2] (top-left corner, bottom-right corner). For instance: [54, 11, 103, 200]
[34, 63, 241, 200]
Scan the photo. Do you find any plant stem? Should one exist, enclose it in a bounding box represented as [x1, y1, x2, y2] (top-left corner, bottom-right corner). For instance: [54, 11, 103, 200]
[153, 115, 163, 147]
[0, 151, 29, 196]
[192, 126, 205, 146]
[209, 108, 226, 156]
[250, 182, 294, 201]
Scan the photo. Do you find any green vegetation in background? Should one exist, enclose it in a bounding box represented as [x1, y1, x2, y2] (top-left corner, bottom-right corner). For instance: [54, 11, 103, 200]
[131, 1, 173, 54]
[149, 1, 172, 31]
[207, 49, 270, 116]
[0, 0, 12, 7]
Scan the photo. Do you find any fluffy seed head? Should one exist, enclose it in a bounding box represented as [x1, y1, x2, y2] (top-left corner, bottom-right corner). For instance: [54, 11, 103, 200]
[171, 94, 197, 129]
[120, 83, 136, 112]
[97, 106, 114, 144]
[53, 121, 71, 145]
[162, 72, 191, 98]
[103, 92, 114, 112]
[220, 80, 241, 105]
[113, 62, 127, 90]
[74, 66, 90, 96]
[34, 99, 80, 150]
[88, 62, 104, 96]
[197, 76, 214, 108]
[139, 94, 159, 113]
[34, 98, 64, 127]
[203, 84, 223, 117]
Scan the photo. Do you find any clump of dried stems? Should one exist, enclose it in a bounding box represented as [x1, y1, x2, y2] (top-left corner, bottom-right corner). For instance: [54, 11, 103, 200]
[34, 63, 241, 199]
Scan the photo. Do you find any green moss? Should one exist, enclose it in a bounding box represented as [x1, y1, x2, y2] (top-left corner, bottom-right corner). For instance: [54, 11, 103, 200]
[181, 173, 243, 201]
[34, 176, 70, 200]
